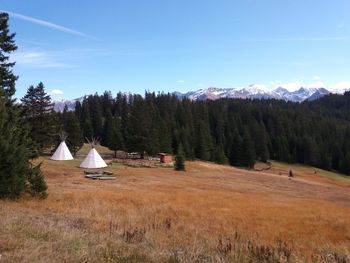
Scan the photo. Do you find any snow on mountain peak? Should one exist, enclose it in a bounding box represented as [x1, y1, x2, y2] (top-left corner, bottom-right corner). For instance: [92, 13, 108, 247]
[174, 85, 334, 102]
[53, 84, 349, 112]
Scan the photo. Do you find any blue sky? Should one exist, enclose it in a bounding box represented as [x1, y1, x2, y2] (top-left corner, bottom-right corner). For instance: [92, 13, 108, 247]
[2, 0, 350, 99]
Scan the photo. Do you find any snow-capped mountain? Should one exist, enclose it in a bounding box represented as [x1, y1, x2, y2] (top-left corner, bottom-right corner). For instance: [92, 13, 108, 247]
[53, 97, 84, 112]
[52, 84, 350, 112]
[175, 85, 332, 102]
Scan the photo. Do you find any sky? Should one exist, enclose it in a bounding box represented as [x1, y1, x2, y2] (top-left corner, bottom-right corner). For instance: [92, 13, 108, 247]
[1, 0, 350, 100]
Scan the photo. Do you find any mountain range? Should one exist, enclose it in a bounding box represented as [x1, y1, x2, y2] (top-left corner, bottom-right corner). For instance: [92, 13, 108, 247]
[173, 85, 334, 102]
[53, 85, 349, 112]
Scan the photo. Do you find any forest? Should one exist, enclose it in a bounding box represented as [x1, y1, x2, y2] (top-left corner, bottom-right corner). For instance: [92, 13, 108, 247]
[20, 84, 350, 175]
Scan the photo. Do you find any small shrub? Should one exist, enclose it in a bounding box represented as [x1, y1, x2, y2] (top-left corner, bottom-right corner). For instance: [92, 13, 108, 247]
[26, 163, 48, 198]
[175, 144, 185, 171]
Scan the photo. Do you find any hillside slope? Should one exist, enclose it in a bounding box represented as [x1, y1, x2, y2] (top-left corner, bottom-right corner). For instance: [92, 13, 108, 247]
[1, 159, 350, 262]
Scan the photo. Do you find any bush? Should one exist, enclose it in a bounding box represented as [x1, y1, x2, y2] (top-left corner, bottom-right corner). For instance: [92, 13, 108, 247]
[27, 163, 48, 198]
[174, 144, 185, 171]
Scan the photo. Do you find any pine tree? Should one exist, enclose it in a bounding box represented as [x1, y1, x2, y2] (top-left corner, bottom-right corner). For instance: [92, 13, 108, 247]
[255, 123, 269, 162]
[61, 104, 69, 127]
[126, 95, 149, 157]
[90, 94, 103, 137]
[212, 144, 228, 164]
[240, 129, 256, 168]
[0, 97, 28, 198]
[175, 143, 185, 171]
[340, 152, 350, 175]
[102, 111, 123, 157]
[158, 119, 172, 153]
[0, 12, 47, 199]
[83, 119, 94, 140]
[229, 131, 242, 166]
[74, 100, 82, 120]
[195, 120, 213, 161]
[303, 136, 319, 166]
[26, 163, 47, 198]
[21, 82, 55, 153]
[64, 112, 84, 156]
[81, 99, 94, 138]
[0, 12, 17, 101]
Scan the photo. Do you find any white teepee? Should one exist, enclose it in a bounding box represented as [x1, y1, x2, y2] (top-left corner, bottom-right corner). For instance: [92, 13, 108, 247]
[51, 132, 74, 161]
[80, 138, 107, 168]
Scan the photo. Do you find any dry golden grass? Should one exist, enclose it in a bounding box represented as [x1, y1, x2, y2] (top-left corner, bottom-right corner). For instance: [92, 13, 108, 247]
[1, 158, 350, 262]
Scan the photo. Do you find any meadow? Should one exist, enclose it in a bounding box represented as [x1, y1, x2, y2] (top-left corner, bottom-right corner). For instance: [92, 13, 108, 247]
[1, 148, 350, 262]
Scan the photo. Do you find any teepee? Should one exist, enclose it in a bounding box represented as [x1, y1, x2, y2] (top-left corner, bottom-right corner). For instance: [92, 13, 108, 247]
[51, 131, 74, 161]
[80, 138, 107, 168]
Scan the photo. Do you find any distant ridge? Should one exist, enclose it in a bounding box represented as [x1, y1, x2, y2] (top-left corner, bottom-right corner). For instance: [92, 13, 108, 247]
[174, 85, 333, 102]
[53, 84, 350, 112]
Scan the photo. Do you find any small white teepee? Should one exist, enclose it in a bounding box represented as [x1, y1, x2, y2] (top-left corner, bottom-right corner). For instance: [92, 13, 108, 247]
[80, 138, 107, 168]
[51, 131, 74, 161]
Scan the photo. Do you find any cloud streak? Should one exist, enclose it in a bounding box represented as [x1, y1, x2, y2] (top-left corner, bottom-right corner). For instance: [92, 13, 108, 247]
[233, 36, 350, 43]
[12, 50, 77, 69]
[1, 10, 98, 40]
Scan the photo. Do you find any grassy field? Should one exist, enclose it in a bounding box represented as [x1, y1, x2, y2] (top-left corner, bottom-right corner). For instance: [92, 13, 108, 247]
[1, 154, 350, 262]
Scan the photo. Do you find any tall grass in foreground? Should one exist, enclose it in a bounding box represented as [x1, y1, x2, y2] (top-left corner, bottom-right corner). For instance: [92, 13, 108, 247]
[1, 205, 349, 263]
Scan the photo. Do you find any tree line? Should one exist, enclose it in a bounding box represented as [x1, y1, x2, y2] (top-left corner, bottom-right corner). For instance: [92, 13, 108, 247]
[21, 85, 350, 176]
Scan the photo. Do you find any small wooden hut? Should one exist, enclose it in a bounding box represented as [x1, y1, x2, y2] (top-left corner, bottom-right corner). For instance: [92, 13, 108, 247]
[158, 153, 173, 163]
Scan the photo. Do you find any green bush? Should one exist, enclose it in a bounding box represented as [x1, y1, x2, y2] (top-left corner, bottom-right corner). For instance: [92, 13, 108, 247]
[27, 163, 48, 198]
[174, 144, 185, 171]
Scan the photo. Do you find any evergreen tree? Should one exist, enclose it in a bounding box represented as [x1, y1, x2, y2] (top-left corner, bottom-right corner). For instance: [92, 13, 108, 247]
[74, 100, 82, 120]
[0, 97, 28, 198]
[83, 119, 94, 140]
[212, 144, 228, 164]
[26, 163, 47, 198]
[229, 131, 242, 166]
[81, 99, 94, 138]
[340, 152, 350, 175]
[64, 112, 84, 156]
[240, 129, 256, 168]
[0, 12, 47, 198]
[175, 143, 185, 171]
[0, 13, 44, 199]
[195, 120, 213, 161]
[21, 82, 55, 153]
[102, 111, 124, 157]
[303, 136, 319, 166]
[254, 123, 269, 162]
[61, 104, 69, 128]
[90, 94, 103, 137]
[0, 12, 17, 101]
[126, 95, 149, 157]
[158, 119, 172, 153]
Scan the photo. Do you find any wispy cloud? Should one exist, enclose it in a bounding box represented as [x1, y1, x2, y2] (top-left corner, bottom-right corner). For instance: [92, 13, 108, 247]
[1, 10, 98, 40]
[50, 89, 64, 95]
[12, 50, 77, 68]
[176, 80, 185, 83]
[11, 46, 113, 69]
[233, 36, 350, 43]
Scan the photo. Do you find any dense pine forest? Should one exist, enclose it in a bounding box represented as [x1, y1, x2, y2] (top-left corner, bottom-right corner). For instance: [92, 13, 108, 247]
[22, 86, 350, 175]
